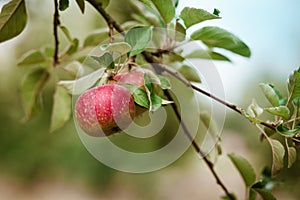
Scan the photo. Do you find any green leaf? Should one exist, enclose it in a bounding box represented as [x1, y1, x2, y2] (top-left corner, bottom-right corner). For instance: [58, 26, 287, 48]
[273, 87, 286, 106]
[163, 52, 185, 63]
[21, 68, 49, 121]
[18, 50, 47, 66]
[157, 75, 171, 90]
[252, 188, 276, 200]
[276, 124, 299, 137]
[58, 68, 105, 95]
[221, 193, 237, 200]
[269, 139, 285, 175]
[173, 0, 179, 8]
[65, 38, 79, 55]
[63, 61, 84, 77]
[191, 26, 251, 57]
[59, 26, 72, 42]
[259, 83, 280, 107]
[292, 97, 300, 106]
[185, 49, 231, 62]
[288, 67, 300, 102]
[124, 84, 150, 108]
[252, 167, 278, 191]
[0, 0, 27, 43]
[200, 112, 218, 137]
[83, 31, 108, 47]
[125, 26, 152, 56]
[180, 7, 221, 28]
[151, 0, 175, 23]
[247, 99, 264, 118]
[50, 86, 71, 132]
[241, 109, 262, 124]
[228, 153, 256, 187]
[264, 127, 276, 138]
[91, 52, 115, 69]
[177, 65, 201, 82]
[138, 0, 155, 9]
[175, 21, 186, 42]
[44, 46, 55, 57]
[59, 0, 69, 11]
[265, 106, 290, 119]
[75, 0, 85, 13]
[249, 189, 257, 200]
[287, 147, 297, 168]
[100, 42, 132, 55]
[213, 8, 221, 16]
[150, 93, 162, 111]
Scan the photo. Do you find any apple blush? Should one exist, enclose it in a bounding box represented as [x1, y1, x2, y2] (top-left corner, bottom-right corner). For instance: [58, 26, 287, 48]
[75, 84, 135, 137]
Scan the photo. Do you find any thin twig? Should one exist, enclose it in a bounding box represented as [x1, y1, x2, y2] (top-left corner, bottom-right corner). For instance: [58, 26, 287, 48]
[143, 52, 233, 198]
[144, 51, 277, 131]
[163, 89, 234, 199]
[53, 0, 60, 66]
[86, 0, 125, 35]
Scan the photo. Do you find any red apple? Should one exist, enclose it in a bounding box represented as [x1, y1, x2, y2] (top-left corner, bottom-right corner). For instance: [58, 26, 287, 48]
[75, 84, 135, 137]
[113, 69, 156, 116]
[113, 69, 144, 87]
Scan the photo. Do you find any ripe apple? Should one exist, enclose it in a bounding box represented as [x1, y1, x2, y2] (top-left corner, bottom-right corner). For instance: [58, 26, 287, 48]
[75, 84, 135, 137]
[113, 69, 144, 87]
[113, 68, 155, 115]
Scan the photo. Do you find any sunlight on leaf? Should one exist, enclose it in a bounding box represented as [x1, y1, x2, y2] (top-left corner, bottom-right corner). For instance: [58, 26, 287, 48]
[191, 26, 251, 57]
[259, 83, 280, 107]
[125, 26, 152, 56]
[151, 0, 175, 23]
[265, 106, 290, 119]
[180, 7, 220, 28]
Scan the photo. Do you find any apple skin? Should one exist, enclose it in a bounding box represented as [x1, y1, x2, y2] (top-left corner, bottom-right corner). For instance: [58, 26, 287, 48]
[113, 69, 151, 116]
[113, 70, 144, 87]
[75, 84, 135, 137]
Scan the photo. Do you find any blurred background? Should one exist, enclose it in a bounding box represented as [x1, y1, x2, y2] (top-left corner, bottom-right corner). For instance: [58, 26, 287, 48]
[0, 0, 299, 199]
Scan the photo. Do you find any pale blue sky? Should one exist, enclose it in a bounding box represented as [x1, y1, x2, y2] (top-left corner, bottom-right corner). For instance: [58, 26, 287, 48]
[178, 0, 300, 101]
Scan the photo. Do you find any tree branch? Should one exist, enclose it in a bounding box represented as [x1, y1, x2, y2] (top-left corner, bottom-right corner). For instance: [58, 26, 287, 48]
[144, 52, 276, 131]
[86, 0, 125, 35]
[53, 0, 60, 66]
[143, 52, 234, 199]
[163, 89, 234, 199]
